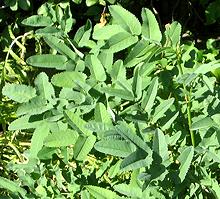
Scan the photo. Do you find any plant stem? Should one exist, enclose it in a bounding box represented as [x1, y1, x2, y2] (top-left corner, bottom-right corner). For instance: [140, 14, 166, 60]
[7, 142, 24, 162]
[0, 31, 33, 101]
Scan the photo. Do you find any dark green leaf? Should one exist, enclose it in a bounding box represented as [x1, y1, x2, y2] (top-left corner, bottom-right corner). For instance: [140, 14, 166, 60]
[22, 15, 53, 27]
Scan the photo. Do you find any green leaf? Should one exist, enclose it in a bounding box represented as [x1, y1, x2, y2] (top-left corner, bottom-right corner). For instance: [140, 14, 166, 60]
[34, 72, 55, 101]
[44, 129, 78, 147]
[8, 115, 42, 131]
[29, 121, 50, 159]
[85, 122, 112, 133]
[120, 149, 152, 171]
[124, 41, 158, 68]
[165, 21, 182, 47]
[16, 96, 53, 116]
[26, 54, 68, 70]
[191, 117, 215, 130]
[86, 185, 118, 199]
[44, 36, 76, 61]
[51, 71, 86, 88]
[88, 55, 106, 81]
[35, 26, 63, 36]
[177, 146, 194, 183]
[153, 129, 169, 162]
[81, 190, 90, 199]
[202, 75, 214, 93]
[104, 32, 138, 53]
[0, 177, 26, 197]
[184, 61, 220, 86]
[18, 0, 30, 10]
[116, 122, 151, 153]
[22, 15, 53, 27]
[113, 183, 142, 198]
[152, 98, 174, 123]
[108, 160, 122, 178]
[132, 66, 142, 100]
[95, 140, 135, 157]
[64, 110, 92, 136]
[74, 20, 93, 47]
[74, 134, 96, 161]
[161, 111, 179, 131]
[141, 77, 158, 113]
[86, 0, 98, 6]
[93, 24, 126, 40]
[109, 5, 141, 35]
[98, 50, 113, 73]
[194, 61, 220, 75]
[3, 83, 36, 103]
[110, 60, 126, 81]
[37, 147, 57, 160]
[141, 8, 162, 42]
[59, 88, 85, 104]
[101, 87, 134, 101]
[95, 103, 112, 124]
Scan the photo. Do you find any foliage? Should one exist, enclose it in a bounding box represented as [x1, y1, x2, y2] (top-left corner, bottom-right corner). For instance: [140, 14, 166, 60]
[0, 1, 220, 198]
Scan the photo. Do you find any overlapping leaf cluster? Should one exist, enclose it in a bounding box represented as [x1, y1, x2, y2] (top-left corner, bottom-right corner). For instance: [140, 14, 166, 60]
[1, 3, 220, 198]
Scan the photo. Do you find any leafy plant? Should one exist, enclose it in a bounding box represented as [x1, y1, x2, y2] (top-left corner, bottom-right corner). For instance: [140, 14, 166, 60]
[1, 3, 220, 198]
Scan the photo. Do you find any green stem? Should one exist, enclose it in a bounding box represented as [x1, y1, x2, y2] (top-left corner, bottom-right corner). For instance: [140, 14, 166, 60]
[0, 31, 33, 101]
[66, 38, 84, 59]
[7, 142, 23, 162]
[176, 47, 195, 146]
